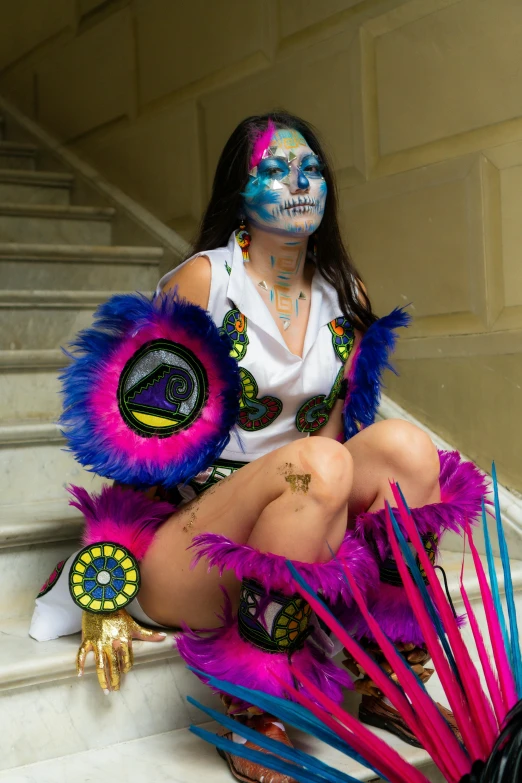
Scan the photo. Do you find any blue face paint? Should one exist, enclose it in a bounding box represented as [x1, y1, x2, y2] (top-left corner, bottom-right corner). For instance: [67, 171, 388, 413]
[242, 175, 280, 224]
[257, 158, 290, 182]
[299, 155, 325, 179]
[242, 129, 328, 236]
[296, 169, 309, 190]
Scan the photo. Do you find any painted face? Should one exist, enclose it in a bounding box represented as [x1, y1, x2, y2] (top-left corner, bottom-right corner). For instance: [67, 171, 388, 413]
[242, 128, 327, 236]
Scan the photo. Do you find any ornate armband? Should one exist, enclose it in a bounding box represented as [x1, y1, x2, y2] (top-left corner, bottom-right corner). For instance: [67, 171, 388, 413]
[60, 290, 241, 488]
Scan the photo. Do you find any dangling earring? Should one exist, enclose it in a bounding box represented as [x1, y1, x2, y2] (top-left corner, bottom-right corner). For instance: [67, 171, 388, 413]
[236, 218, 251, 262]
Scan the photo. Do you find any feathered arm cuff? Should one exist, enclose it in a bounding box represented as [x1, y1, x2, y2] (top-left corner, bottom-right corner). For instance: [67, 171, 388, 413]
[68, 483, 176, 561]
[342, 307, 411, 441]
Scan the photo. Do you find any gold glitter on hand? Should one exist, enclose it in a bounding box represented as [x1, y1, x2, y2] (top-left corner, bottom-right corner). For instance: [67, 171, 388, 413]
[76, 608, 166, 692]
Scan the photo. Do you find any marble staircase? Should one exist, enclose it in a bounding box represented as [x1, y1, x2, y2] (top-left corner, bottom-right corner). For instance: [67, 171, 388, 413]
[0, 103, 521, 783]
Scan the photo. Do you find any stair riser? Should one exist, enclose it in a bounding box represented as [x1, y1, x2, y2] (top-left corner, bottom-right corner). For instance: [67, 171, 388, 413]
[0, 440, 103, 505]
[0, 367, 63, 422]
[0, 154, 35, 170]
[0, 215, 111, 244]
[0, 307, 95, 349]
[0, 183, 71, 205]
[1, 259, 158, 291]
[0, 655, 215, 771]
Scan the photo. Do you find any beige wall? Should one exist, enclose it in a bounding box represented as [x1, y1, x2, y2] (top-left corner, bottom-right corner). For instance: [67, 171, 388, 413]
[1, 0, 521, 490]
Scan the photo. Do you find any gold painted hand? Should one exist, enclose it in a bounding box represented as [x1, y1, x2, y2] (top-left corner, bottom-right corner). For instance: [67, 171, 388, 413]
[76, 608, 167, 692]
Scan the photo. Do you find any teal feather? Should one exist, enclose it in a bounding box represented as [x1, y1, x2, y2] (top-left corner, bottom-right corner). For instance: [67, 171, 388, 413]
[492, 463, 522, 696]
[387, 498, 461, 684]
[188, 698, 363, 783]
[187, 668, 379, 773]
[482, 492, 511, 668]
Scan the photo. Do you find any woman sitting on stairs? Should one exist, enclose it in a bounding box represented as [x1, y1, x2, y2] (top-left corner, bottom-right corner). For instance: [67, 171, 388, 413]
[30, 111, 486, 783]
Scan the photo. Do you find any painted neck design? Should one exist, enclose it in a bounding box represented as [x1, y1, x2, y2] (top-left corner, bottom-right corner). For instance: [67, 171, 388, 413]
[244, 230, 310, 330]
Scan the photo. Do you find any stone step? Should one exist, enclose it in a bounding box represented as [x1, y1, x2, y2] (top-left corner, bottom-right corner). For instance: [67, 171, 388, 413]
[0, 714, 436, 783]
[0, 498, 84, 622]
[0, 241, 162, 291]
[0, 290, 113, 349]
[0, 548, 510, 773]
[0, 169, 73, 205]
[0, 141, 37, 170]
[0, 420, 103, 506]
[0, 203, 114, 244]
[0, 350, 66, 423]
[0, 615, 216, 773]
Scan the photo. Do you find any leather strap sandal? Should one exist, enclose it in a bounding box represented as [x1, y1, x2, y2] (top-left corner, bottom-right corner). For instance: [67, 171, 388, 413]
[218, 712, 297, 783]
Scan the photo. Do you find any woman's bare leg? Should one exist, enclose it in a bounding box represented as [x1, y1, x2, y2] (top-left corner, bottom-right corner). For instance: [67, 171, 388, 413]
[138, 437, 353, 628]
[344, 418, 441, 520]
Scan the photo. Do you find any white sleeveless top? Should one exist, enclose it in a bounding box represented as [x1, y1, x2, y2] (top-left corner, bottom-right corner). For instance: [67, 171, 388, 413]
[156, 232, 355, 495]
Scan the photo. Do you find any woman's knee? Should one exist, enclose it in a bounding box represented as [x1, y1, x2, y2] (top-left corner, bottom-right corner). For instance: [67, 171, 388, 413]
[372, 419, 440, 481]
[286, 437, 353, 508]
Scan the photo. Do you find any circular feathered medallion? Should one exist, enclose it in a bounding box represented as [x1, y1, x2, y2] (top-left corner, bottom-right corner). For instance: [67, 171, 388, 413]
[60, 293, 241, 487]
[117, 338, 208, 438]
[69, 542, 139, 613]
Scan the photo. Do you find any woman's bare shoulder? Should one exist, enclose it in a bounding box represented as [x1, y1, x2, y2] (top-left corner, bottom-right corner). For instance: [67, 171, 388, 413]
[161, 255, 211, 310]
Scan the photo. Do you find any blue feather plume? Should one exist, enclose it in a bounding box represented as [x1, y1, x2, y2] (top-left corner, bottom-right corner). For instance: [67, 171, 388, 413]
[59, 291, 241, 488]
[481, 495, 511, 668]
[387, 495, 461, 684]
[343, 307, 411, 440]
[187, 669, 379, 774]
[491, 463, 522, 695]
[188, 698, 363, 783]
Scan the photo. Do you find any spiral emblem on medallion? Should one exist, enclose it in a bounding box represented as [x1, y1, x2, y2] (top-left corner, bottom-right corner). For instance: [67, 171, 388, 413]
[118, 339, 208, 438]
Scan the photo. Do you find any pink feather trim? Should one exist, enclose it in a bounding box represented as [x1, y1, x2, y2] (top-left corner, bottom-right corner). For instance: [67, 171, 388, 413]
[249, 119, 277, 170]
[189, 530, 378, 604]
[68, 484, 176, 560]
[355, 449, 488, 561]
[176, 592, 351, 708]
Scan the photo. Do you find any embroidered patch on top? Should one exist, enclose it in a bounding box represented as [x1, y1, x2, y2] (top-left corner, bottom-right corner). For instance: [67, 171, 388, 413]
[238, 578, 312, 654]
[69, 543, 140, 614]
[328, 317, 355, 363]
[37, 559, 66, 598]
[238, 367, 282, 431]
[189, 458, 248, 495]
[118, 338, 208, 438]
[295, 394, 329, 433]
[295, 366, 345, 433]
[222, 309, 249, 361]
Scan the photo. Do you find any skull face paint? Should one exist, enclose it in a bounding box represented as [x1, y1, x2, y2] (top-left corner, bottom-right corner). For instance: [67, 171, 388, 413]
[242, 128, 327, 237]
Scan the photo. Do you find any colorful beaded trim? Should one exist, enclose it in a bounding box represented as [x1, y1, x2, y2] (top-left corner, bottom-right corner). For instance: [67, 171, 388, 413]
[222, 309, 249, 362]
[69, 542, 140, 614]
[379, 533, 439, 587]
[37, 559, 66, 598]
[221, 309, 282, 432]
[238, 578, 312, 654]
[295, 318, 355, 433]
[238, 367, 283, 431]
[328, 316, 355, 362]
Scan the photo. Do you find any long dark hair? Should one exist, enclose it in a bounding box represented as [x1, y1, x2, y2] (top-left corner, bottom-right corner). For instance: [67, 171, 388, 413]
[189, 111, 376, 330]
